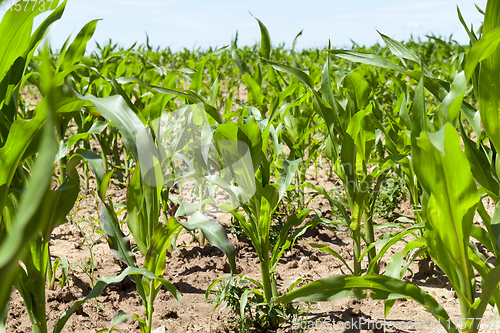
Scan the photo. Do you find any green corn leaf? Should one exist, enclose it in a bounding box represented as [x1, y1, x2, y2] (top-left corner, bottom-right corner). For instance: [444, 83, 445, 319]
[460, 124, 499, 202]
[58, 19, 100, 72]
[308, 243, 354, 275]
[27, 1, 66, 56]
[470, 265, 500, 321]
[115, 76, 201, 103]
[384, 251, 405, 317]
[411, 76, 429, 145]
[0, 0, 66, 124]
[386, 251, 405, 279]
[127, 165, 161, 256]
[340, 134, 357, 201]
[412, 123, 479, 307]
[457, 6, 478, 45]
[231, 33, 250, 74]
[209, 76, 219, 107]
[212, 123, 257, 204]
[189, 48, 227, 94]
[88, 120, 109, 134]
[346, 107, 376, 166]
[275, 275, 458, 333]
[107, 310, 132, 332]
[470, 225, 494, 254]
[321, 55, 343, 135]
[72, 91, 144, 161]
[327, 49, 406, 72]
[277, 157, 300, 202]
[271, 210, 310, 268]
[39, 155, 81, 241]
[0, 68, 78, 220]
[491, 203, 500, 255]
[330, 49, 482, 136]
[238, 116, 263, 172]
[300, 182, 351, 224]
[268, 66, 282, 91]
[240, 289, 251, 319]
[291, 30, 303, 67]
[58, 257, 69, 288]
[252, 15, 271, 60]
[242, 73, 264, 105]
[265, 57, 341, 145]
[258, 195, 272, 247]
[465, 27, 500, 83]
[109, 75, 141, 115]
[264, 59, 315, 89]
[475, 1, 500, 153]
[365, 224, 424, 274]
[74, 149, 108, 200]
[0, 0, 62, 79]
[100, 201, 137, 268]
[436, 71, 466, 125]
[144, 218, 182, 281]
[0, 57, 27, 126]
[378, 31, 420, 64]
[0, 105, 46, 215]
[127, 166, 149, 255]
[114, 76, 223, 124]
[74, 148, 104, 177]
[342, 72, 371, 111]
[291, 30, 302, 56]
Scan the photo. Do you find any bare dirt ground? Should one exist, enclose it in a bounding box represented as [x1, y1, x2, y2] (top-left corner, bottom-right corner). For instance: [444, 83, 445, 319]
[5, 163, 498, 333]
[9, 70, 497, 333]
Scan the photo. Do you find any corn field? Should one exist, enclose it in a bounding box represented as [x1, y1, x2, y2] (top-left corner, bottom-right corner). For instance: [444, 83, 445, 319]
[2, 0, 500, 332]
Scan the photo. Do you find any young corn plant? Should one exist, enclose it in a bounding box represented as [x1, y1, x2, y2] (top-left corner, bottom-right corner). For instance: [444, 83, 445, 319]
[0, 2, 84, 332]
[70, 75, 237, 332]
[324, 26, 480, 236]
[0, 13, 190, 333]
[54, 148, 184, 333]
[204, 108, 312, 330]
[275, 3, 500, 333]
[2, 17, 171, 331]
[208, 152, 311, 330]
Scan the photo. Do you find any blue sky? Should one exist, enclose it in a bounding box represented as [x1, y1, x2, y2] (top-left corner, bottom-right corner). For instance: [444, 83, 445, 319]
[26, 0, 487, 50]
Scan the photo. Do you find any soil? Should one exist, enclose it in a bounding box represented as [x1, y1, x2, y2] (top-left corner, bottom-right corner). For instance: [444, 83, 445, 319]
[5, 164, 498, 333]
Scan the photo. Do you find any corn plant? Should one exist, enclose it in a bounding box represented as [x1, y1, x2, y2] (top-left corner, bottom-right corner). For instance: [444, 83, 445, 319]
[265, 50, 419, 277]
[0, 2, 73, 332]
[208, 133, 311, 329]
[0, 6, 166, 331]
[273, 2, 500, 333]
[189, 20, 318, 330]
[68, 67, 240, 331]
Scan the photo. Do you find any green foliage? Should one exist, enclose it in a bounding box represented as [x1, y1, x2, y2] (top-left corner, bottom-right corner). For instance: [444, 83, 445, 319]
[2, 1, 500, 332]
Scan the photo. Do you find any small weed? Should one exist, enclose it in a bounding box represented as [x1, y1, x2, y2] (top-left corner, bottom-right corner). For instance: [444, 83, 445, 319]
[48, 257, 69, 290]
[75, 257, 102, 314]
[375, 177, 408, 219]
[228, 216, 246, 241]
[210, 277, 313, 332]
